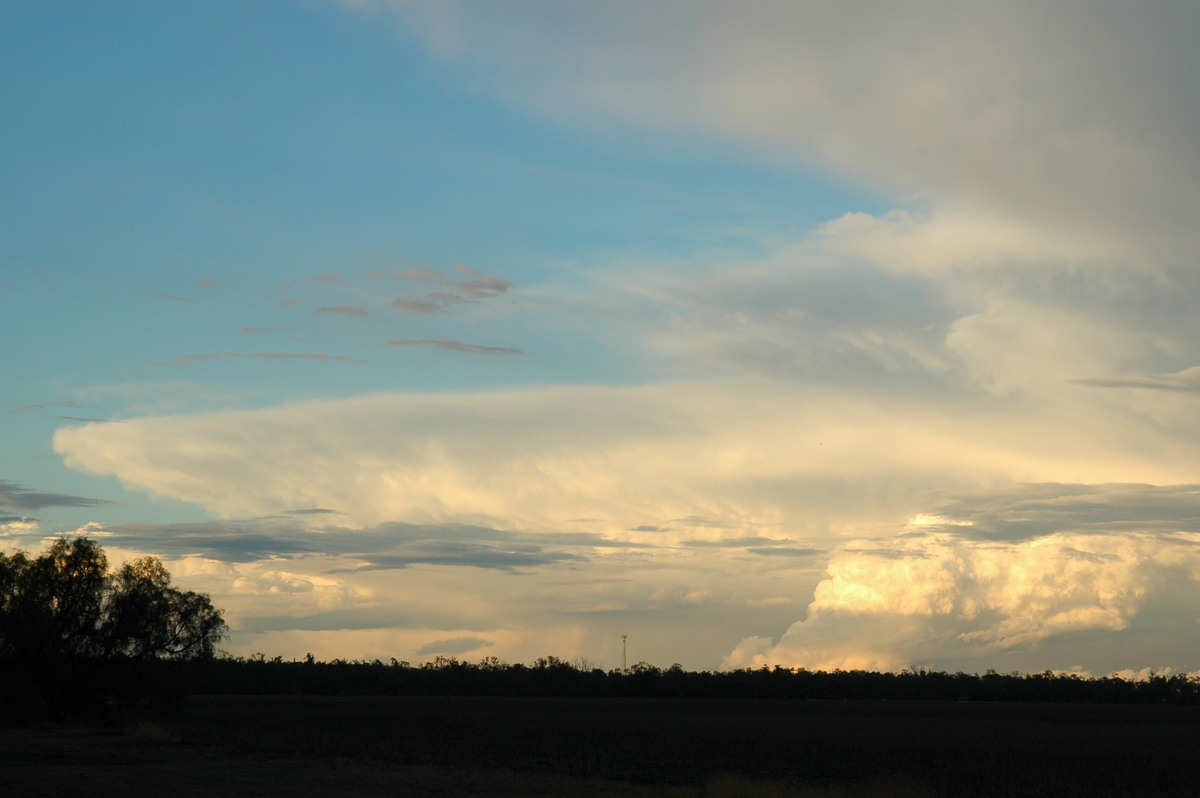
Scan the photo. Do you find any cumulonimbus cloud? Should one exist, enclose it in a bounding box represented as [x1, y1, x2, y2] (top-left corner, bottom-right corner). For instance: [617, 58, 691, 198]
[37, 1, 1200, 672]
[723, 526, 1200, 672]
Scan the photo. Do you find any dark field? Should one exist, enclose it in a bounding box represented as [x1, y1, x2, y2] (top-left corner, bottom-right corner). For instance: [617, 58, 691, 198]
[4, 696, 1198, 797]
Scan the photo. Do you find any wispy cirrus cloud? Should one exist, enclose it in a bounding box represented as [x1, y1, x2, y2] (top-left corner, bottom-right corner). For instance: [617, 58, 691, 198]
[389, 296, 447, 314]
[389, 264, 511, 314]
[12, 400, 91, 414]
[387, 339, 523, 356]
[314, 305, 369, 317]
[446, 264, 510, 300]
[143, 290, 195, 303]
[153, 352, 368, 368]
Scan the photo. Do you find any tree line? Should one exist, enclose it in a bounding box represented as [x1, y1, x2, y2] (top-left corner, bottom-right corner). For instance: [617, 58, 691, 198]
[4, 537, 1197, 723]
[176, 653, 1200, 704]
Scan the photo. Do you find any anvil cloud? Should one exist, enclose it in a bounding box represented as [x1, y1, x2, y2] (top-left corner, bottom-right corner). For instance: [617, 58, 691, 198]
[5, 0, 1199, 673]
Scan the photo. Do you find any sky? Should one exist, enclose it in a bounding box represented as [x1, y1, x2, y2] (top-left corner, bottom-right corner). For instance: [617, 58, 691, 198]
[3, 0, 1199, 676]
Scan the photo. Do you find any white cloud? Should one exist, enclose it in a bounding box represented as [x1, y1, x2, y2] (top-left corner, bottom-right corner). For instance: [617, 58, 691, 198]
[624, 210, 1200, 402]
[53, 374, 1200, 539]
[0, 518, 41, 547]
[347, 1, 1199, 263]
[33, 1, 1200, 673]
[908, 514, 973, 528]
[723, 529, 1200, 672]
[815, 210, 1141, 275]
[48, 398, 1200, 671]
[1110, 667, 1200, 683]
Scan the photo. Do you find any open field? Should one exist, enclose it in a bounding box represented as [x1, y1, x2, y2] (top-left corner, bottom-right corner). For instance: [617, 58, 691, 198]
[3, 696, 1198, 797]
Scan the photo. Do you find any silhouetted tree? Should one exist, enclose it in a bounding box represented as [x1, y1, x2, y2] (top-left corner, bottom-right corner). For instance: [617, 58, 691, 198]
[0, 537, 226, 720]
[104, 555, 225, 660]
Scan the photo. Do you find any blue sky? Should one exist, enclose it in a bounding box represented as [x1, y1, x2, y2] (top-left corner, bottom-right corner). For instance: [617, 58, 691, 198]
[4, 1, 1200, 675]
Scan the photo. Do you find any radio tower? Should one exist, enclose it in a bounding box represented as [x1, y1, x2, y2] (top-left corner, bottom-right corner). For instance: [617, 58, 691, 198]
[621, 633, 628, 673]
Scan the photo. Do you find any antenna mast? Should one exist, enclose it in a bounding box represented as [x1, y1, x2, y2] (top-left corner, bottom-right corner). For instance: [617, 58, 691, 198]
[621, 633, 627, 673]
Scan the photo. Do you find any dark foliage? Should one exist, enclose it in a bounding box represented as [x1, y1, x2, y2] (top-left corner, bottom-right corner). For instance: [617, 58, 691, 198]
[0, 537, 226, 721]
[174, 652, 1200, 705]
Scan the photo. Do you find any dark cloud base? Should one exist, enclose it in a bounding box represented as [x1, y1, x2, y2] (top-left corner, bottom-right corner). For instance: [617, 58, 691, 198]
[921, 483, 1200, 541]
[0, 480, 112, 512]
[80, 519, 650, 572]
[417, 637, 494, 657]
